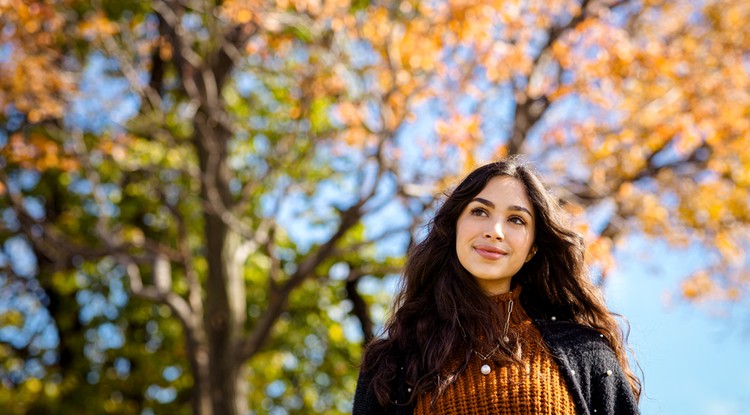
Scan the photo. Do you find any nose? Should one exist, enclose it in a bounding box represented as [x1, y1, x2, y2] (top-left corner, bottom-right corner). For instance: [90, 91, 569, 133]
[484, 222, 504, 241]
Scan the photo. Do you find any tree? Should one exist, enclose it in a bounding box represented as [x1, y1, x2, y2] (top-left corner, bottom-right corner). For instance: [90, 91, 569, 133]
[1, 0, 748, 413]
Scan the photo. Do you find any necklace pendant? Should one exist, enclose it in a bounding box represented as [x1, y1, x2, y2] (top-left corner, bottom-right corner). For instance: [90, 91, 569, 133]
[503, 335, 510, 343]
[480, 364, 491, 375]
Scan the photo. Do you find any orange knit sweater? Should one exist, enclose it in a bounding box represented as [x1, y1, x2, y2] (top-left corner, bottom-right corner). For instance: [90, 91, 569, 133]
[413, 288, 577, 415]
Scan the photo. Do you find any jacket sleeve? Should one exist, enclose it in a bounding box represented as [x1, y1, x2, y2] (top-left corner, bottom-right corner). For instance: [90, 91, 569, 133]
[353, 366, 381, 415]
[590, 350, 639, 415]
[539, 321, 639, 415]
[353, 361, 414, 415]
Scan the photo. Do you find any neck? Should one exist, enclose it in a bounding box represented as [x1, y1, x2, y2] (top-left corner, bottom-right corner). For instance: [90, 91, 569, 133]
[477, 278, 513, 296]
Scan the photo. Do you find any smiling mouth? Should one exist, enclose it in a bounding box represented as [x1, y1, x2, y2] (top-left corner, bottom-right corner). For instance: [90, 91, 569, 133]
[474, 245, 507, 260]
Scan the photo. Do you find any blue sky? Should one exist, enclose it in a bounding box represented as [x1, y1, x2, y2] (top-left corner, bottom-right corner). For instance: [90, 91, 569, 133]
[606, 236, 750, 415]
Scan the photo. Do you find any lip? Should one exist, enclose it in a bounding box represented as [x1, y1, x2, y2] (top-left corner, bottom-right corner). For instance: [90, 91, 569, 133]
[474, 245, 507, 260]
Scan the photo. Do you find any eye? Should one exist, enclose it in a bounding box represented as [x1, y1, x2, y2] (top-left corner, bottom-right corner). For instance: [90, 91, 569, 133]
[470, 207, 488, 217]
[509, 216, 526, 225]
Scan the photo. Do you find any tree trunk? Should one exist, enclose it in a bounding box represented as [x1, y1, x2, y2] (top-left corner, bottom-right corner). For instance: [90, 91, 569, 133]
[186, 331, 212, 415]
[204, 222, 248, 415]
[509, 95, 549, 156]
[209, 348, 247, 415]
[193, 105, 248, 414]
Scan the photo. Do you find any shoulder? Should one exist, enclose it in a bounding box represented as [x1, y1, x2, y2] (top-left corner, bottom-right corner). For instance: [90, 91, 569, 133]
[537, 320, 616, 358]
[535, 319, 620, 374]
[536, 320, 608, 347]
[537, 320, 620, 378]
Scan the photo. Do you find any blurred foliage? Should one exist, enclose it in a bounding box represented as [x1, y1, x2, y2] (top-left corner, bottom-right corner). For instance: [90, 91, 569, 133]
[1, 0, 749, 413]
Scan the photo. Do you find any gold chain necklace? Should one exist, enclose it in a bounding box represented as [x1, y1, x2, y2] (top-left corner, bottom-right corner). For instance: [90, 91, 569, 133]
[475, 299, 513, 376]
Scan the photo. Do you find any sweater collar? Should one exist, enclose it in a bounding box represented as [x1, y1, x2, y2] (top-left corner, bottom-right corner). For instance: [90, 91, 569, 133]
[488, 285, 522, 304]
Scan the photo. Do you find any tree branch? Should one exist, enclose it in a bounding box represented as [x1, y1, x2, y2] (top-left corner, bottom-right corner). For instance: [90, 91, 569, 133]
[121, 255, 199, 336]
[346, 277, 374, 344]
[239, 199, 368, 360]
[508, 0, 635, 155]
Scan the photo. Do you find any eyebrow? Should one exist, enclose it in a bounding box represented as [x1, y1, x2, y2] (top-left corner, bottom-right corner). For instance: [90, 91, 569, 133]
[471, 197, 533, 217]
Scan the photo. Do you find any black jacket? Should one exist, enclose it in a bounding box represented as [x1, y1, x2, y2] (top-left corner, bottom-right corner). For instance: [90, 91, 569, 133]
[353, 320, 639, 415]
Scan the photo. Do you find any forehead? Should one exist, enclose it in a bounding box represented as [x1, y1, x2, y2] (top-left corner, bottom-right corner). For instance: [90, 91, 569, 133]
[475, 176, 533, 211]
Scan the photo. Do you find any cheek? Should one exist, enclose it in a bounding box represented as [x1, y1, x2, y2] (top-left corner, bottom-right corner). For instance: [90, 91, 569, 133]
[455, 217, 473, 240]
[511, 227, 534, 248]
[526, 225, 536, 247]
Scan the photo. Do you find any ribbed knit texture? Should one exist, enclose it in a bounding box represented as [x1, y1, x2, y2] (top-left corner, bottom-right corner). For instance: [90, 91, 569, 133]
[414, 288, 577, 415]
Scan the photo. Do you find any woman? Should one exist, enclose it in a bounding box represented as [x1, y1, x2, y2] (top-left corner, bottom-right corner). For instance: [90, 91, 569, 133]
[353, 159, 641, 414]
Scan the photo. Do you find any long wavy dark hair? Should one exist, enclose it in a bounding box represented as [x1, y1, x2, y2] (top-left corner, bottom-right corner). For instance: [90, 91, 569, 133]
[361, 157, 641, 406]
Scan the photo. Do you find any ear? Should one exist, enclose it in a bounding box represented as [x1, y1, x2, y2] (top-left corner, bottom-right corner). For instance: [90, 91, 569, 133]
[525, 246, 537, 263]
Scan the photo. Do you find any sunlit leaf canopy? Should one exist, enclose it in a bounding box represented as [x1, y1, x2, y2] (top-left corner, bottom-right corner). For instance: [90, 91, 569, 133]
[1, 0, 749, 413]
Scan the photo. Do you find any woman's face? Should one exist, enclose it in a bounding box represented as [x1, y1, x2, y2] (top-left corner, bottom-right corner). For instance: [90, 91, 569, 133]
[455, 176, 536, 295]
